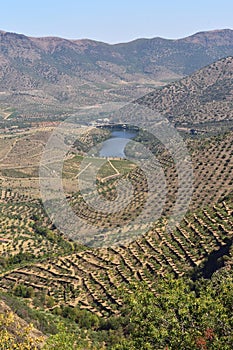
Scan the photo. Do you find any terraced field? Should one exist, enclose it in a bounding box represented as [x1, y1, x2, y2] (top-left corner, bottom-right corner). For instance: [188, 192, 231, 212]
[169, 132, 233, 210]
[63, 130, 233, 246]
[0, 189, 76, 266]
[0, 189, 232, 317]
[0, 127, 232, 319]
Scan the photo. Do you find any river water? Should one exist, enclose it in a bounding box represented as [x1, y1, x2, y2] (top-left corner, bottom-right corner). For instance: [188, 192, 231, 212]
[99, 130, 137, 158]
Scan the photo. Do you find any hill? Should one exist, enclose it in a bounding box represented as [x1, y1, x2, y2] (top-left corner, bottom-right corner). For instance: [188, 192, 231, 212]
[0, 128, 232, 315]
[0, 190, 232, 316]
[0, 29, 233, 118]
[137, 56, 233, 128]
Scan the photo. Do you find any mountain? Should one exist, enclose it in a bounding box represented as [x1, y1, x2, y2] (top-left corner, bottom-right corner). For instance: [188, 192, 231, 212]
[115, 29, 233, 75]
[0, 29, 233, 118]
[137, 56, 233, 126]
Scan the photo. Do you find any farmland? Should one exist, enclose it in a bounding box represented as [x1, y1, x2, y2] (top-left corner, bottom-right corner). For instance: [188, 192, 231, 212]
[0, 50, 233, 349]
[0, 124, 232, 317]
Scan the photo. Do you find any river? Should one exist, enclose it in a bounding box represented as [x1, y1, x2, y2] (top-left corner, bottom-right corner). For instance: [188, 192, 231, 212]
[99, 129, 137, 158]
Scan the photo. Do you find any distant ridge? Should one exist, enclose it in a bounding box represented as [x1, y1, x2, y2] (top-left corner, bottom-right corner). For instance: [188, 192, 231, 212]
[0, 29, 233, 116]
[180, 29, 233, 46]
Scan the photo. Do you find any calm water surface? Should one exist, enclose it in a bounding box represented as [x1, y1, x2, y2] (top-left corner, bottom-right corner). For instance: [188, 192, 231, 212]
[99, 130, 136, 158]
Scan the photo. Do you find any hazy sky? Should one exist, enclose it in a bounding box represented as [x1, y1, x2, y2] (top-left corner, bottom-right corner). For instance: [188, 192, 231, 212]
[1, 0, 233, 43]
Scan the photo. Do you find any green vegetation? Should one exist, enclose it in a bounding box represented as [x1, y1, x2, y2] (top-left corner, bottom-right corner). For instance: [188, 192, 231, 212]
[113, 270, 233, 349]
[1, 268, 232, 349]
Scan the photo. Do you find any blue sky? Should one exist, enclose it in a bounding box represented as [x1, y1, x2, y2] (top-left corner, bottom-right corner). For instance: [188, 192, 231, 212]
[1, 0, 233, 43]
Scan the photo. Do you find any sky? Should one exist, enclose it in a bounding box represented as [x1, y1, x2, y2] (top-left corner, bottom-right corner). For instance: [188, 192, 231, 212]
[1, 0, 233, 43]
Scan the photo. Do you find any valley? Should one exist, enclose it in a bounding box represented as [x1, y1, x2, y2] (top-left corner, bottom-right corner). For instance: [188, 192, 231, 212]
[0, 28, 232, 349]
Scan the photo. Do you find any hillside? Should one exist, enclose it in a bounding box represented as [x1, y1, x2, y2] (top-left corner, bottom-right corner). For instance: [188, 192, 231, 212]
[137, 56, 233, 127]
[0, 29, 233, 118]
[0, 27, 233, 350]
[0, 128, 232, 314]
[0, 189, 232, 317]
[0, 298, 44, 348]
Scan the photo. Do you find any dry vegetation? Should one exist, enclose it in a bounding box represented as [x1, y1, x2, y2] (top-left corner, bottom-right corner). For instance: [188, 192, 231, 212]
[0, 58, 232, 338]
[138, 56, 233, 127]
[0, 126, 232, 317]
[0, 32, 233, 349]
[0, 193, 232, 317]
[1, 29, 233, 119]
[0, 188, 77, 267]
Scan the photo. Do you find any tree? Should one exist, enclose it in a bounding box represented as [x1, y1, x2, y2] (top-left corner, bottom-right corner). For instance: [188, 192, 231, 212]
[113, 271, 233, 349]
[0, 311, 43, 349]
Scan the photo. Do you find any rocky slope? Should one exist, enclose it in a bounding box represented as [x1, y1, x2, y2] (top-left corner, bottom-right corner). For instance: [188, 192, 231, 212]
[137, 56, 233, 126]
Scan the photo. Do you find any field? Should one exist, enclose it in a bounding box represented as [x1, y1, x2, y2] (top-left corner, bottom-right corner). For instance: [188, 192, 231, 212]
[0, 30, 233, 350]
[0, 189, 232, 317]
[0, 125, 232, 318]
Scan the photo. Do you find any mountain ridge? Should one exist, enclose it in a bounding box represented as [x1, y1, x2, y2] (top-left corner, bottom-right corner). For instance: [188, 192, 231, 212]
[0, 28, 233, 117]
[1, 28, 232, 45]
